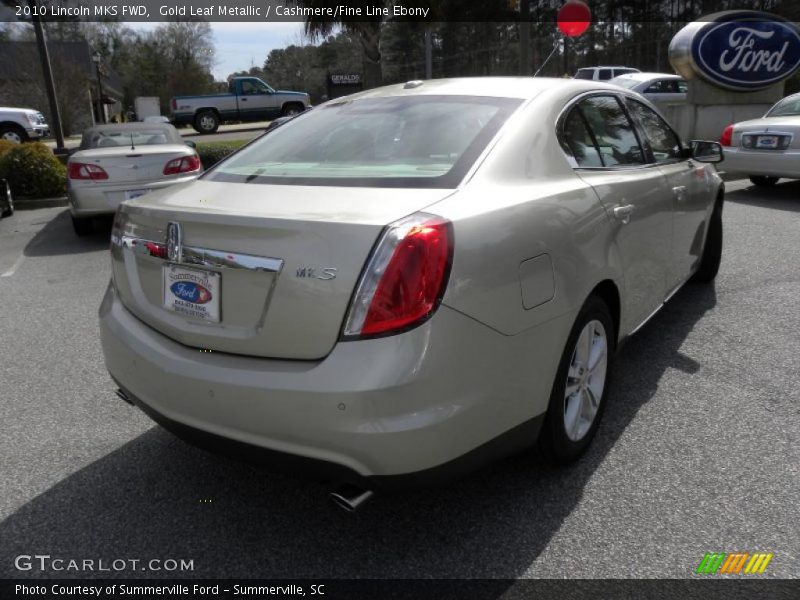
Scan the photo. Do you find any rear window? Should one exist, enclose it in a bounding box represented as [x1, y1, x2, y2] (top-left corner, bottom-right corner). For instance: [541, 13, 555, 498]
[767, 95, 800, 117]
[81, 128, 177, 149]
[575, 69, 594, 80]
[206, 95, 521, 188]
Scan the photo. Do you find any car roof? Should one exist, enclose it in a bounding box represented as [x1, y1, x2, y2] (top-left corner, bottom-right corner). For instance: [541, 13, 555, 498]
[611, 72, 683, 82]
[336, 77, 624, 102]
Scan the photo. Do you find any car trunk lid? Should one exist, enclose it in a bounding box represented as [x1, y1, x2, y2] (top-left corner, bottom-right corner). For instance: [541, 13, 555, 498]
[110, 180, 452, 359]
[71, 145, 193, 184]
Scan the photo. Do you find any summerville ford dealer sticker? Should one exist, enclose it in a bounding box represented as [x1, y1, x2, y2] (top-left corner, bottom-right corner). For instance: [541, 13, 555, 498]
[163, 265, 220, 323]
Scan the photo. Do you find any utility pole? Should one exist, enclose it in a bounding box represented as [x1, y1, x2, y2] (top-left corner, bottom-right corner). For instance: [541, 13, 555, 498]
[519, 0, 530, 75]
[424, 27, 432, 79]
[28, 0, 66, 155]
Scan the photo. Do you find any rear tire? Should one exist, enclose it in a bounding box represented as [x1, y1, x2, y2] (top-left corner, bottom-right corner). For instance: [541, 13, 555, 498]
[538, 295, 615, 465]
[691, 200, 723, 283]
[0, 124, 27, 144]
[0, 179, 13, 218]
[193, 110, 219, 134]
[749, 176, 779, 187]
[71, 215, 94, 236]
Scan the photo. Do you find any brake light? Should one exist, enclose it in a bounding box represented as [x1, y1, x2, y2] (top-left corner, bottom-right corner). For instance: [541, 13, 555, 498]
[720, 124, 734, 147]
[163, 154, 201, 175]
[68, 162, 108, 180]
[343, 213, 453, 339]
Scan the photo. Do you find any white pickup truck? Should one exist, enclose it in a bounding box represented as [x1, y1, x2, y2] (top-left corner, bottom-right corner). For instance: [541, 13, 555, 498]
[170, 76, 310, 134]
[0, 107, 50, 143]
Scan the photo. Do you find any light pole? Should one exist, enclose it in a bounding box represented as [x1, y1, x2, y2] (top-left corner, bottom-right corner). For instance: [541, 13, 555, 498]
[92, 52, 105, 124]
[28, 0, 65, 154]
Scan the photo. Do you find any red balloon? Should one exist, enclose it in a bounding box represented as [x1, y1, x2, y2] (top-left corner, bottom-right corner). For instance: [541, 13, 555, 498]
[557, 1, 592, 37]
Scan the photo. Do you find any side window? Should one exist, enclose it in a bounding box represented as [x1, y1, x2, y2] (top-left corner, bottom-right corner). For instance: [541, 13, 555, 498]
[561, 107, 603, 167]
[677, 80, 688, 93]
[626, 99, 683, 162]
[645, 80, 666, 93]
[241, 81, 255, 95]
[598, 69, 613, 81]
[577, 96, 645, 166]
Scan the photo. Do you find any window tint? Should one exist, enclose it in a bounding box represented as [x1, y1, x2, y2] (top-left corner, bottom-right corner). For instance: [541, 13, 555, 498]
[598, 69, 613, 81]
[645, 80, 674, 93]
[206, 95, 521, 188]
[577, 96, 645, 166]
[561, 108, 603, 167]
[574, 69, 594, 80]
[626, 99, 682, 162]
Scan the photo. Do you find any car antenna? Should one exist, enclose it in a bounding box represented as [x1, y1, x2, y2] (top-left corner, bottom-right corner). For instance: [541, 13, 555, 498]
[130, 133, 136, 151]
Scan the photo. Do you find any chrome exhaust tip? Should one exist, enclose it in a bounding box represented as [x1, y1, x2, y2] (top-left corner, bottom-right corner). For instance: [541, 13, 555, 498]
[115, 388, 134, 405]
[329, 484, 374, 513]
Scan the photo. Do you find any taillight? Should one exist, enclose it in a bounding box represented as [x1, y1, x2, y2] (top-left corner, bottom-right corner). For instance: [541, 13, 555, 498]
[68, 162, 108, 180]
[343, 213, 453, 339]
[163, 154, 201, 175]
[171, 98, 177, 111]
[720, 124, 734, 147]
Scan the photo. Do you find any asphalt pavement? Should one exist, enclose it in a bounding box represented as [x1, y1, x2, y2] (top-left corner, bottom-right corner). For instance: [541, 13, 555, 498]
[0, 179, 798, 580]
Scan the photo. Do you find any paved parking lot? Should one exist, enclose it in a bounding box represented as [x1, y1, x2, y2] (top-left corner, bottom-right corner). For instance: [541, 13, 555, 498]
[0, 179, 798, 579]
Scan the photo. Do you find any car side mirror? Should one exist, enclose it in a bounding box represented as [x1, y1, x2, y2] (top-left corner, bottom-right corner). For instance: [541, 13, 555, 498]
[690, 140, 724, 163]
[185, 140, 196, 149]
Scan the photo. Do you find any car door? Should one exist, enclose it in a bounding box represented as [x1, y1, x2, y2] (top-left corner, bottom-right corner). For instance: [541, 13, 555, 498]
[625, 97, 709, 289]
[561, 93, 673, 329]
[238, 79, 277, 121]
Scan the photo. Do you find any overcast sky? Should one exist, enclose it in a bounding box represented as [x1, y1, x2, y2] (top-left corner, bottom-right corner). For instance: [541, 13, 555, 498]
[131, 22, 307, 80]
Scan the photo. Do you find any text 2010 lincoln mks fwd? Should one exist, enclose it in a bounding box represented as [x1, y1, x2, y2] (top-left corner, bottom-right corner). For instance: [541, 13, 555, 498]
[100, 78, 724, 506]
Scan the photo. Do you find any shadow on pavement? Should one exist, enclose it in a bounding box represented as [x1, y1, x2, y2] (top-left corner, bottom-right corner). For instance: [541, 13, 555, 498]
[0, 283, 716, 580]
[23, 211, 112, 257]
[725, 179, 800, 212]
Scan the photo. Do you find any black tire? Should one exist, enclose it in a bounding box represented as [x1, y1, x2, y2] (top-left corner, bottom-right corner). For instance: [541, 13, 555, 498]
[749, 176, 779, 187]
[691, 200, 723, 283]
[71, 215, 94, 236]
[280, 103, 304, 117]
[0, 124, 28, 144]
[193, 110, 219, 134]
[0, 179, 13, 218]
[538, 295, 615, 465]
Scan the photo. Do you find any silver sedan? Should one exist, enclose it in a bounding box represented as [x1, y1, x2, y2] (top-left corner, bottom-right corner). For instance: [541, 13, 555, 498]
[719, 92, 800, 186]
[99, 78, 724, 506]
[67, 123, 202, 235]
[608, 72, 688, 103]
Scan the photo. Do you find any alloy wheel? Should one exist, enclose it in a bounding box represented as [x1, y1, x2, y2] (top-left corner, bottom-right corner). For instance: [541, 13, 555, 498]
[563, 319, 608, 442]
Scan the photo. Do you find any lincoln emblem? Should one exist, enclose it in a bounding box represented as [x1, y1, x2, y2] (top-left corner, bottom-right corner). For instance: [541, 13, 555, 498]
[166, 221, 182, 263]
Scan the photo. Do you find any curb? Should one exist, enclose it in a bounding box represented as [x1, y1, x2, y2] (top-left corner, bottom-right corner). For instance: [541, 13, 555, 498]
[16, 196, 69, 210]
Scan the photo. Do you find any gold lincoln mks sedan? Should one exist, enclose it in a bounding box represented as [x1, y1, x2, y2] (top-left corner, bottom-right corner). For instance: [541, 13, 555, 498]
[100, 78, 724, 510]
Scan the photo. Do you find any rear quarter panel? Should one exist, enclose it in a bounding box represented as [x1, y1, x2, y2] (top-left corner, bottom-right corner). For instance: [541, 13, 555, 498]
[431, 90, 626, 339]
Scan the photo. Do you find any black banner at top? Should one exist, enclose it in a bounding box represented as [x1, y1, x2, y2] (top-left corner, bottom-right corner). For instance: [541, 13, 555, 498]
[1, 0, 799, 24]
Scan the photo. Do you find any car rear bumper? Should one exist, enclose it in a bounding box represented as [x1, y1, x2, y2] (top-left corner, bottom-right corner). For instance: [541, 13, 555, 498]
[68, 176, 199, 216]
[99, 282, 567, 486]
[722, 147, 800, 179]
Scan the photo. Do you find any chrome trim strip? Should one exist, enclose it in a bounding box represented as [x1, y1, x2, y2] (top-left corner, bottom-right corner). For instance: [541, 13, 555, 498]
[120, 236, 283, 273]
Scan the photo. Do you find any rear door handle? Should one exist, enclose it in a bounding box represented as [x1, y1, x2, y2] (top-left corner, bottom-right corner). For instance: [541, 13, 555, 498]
[613, 204, 634, 224]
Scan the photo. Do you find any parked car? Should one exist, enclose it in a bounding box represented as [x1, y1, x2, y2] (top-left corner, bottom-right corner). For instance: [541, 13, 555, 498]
[67, 123, 202, 236]
[0, 178, 13, 218]
[574, 66, 640, 81]
[170, 77, 311, 134]
[719, 91, 800, 186]
[608, 72, 688, 103]
[100, 78, 724, 509]
[0, 106, 49, 143]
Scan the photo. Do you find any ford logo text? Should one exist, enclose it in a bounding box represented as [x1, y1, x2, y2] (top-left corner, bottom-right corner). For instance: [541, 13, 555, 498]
[170, 281, 212, 304]
[669, 11, 800, 91]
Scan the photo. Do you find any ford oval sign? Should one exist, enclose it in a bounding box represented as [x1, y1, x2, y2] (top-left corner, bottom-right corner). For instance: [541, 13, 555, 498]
[170, 281, 213, 304]
[669, 11, 800, 91]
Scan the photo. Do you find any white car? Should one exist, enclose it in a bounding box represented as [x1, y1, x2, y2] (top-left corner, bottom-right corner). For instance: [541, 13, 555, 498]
[67, 123, 202, 235]
[574, 66, 640, 81]
[608, 72, 688, 103]
[719, 92, 800, 186]
[0, 107, 49, 143]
